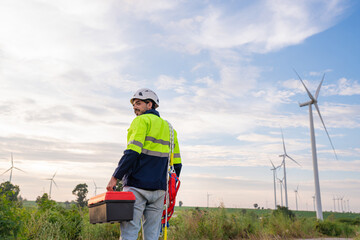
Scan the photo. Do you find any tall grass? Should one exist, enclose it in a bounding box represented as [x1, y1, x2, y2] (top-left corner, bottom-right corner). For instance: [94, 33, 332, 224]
[3, 199, 360, 239]
[165, 206, 359, 240]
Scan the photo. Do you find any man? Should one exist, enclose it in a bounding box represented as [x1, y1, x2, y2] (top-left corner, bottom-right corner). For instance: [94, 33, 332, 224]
[107, 88, 182, 240]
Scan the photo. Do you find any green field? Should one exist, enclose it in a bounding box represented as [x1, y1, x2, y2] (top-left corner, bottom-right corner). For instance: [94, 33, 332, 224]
[175, 206, 360, 219]
[3, 200, 360, 239]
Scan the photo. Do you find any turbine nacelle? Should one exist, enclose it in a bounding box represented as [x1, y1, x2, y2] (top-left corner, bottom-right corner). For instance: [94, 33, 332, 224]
[299, 100, 315, 107]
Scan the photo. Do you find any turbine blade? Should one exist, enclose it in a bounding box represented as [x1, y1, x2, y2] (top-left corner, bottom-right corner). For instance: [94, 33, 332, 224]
[52, 171, 57, 178]
[14, 167, 26, 173]
[270, 159, 276, 169]
[1, 168, 12, 175]
[286, 154, 301, 166]
[11, 153, 14, 166]
[314, 103, 338, 160]
[53, 180, 58, 188]
[315, 73, 325, 100]
[281, 128, 286, 154]
[293, 69, 316, 101]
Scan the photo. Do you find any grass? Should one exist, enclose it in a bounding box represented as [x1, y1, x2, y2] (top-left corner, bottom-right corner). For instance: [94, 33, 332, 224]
[168, 206, 360, 240]
[175, 206, 360, 219]
[6, 201, 360, 239]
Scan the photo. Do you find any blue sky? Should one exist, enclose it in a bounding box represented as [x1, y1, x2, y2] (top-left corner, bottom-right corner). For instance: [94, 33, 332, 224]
[0, 0, 359, 212]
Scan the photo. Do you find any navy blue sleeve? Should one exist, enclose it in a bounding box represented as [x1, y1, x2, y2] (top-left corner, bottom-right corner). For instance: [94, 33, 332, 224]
[174, 163, 182, 177]
[113, 149, 140, 180]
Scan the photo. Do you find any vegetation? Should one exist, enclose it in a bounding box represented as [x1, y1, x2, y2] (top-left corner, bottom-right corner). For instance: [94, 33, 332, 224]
[1, 181, 360, 239]
[72, 183, 89, 208]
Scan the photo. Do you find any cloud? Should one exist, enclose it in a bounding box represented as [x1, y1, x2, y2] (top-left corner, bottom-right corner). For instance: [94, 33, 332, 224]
[324, 78, 360, 96]
[155, 75, 187, 93]
[155, 0, 348, 54]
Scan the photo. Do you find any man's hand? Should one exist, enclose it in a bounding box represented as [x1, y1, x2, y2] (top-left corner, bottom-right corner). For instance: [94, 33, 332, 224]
[106, 176, 118, 191]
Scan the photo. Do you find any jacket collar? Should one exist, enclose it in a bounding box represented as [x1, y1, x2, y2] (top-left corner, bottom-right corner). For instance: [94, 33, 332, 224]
[143, 109, 160, 117]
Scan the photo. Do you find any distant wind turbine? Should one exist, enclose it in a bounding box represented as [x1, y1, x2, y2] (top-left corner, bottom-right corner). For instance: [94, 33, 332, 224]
[46, 171, 58, 199]
[93, 180, 102, 196]
[312, 195, 316, 212]
[295, 70, 338, 220]
[270, 159, 281, 209]
[294, 185, 299, 211]
[279, 128, 300, 208]
[0, 153, 25, 182]
[207, 192, 212, 208]
[340, 195, 345, 212]
[277, 177, 284, 207]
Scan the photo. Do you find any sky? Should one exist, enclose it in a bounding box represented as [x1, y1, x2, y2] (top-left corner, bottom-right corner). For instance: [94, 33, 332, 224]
[0, 0, 360, 213]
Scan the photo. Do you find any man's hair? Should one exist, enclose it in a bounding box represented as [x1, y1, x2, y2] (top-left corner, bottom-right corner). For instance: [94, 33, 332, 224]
[144, 99, 156, 109]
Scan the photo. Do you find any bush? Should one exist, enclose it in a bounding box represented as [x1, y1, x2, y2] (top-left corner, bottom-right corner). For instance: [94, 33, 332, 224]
[315, 220, 342, 236]
[0, 194, 24, 239]
[22, 200, 84, 239]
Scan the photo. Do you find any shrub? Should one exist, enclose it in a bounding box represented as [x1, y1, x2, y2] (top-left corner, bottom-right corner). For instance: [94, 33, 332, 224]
[315, 220, 342, 236]
[0, 194, 24, 239]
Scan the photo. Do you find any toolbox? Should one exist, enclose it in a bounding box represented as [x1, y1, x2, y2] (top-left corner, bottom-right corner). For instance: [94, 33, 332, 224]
[88, 191, 136, 224]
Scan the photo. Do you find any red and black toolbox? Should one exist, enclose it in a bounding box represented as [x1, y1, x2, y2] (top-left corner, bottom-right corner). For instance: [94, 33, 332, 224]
[88, 191, 136, 224]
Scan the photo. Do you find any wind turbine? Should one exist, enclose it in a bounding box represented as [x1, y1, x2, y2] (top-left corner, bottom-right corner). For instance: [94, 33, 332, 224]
[333, 196, 336, 212]
[0, 153, 25, 182]
[340, 195, 345, 212]
[46, 171, 58, 199]
[294, 185, 299, 211]
[207, 192, 212, 208]
[93, 180, 102, 196]
[270, 159, 281, 209]
[312, 195, 316, 211]
[296, 70, 338, 220]
[279, 128, 300, 208]
[277, 177, 284, 207]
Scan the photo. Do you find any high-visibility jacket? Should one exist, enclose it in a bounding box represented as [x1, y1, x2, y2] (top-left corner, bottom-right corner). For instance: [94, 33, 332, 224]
[113, 109, 182, 190]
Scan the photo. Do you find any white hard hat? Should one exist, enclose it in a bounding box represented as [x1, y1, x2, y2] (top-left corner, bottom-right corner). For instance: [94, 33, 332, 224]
[130, 88, 159, 108]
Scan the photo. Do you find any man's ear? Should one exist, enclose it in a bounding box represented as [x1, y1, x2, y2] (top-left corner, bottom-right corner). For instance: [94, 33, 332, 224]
[146, 101, 153, 109]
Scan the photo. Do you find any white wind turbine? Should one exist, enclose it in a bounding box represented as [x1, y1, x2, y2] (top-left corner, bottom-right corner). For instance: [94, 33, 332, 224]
[279, 128, 300, 208]
[270, 159, 281, 209]
[277, 177, 284, 207]
[294, 185, 299, 211]
[93, 179, 102, 196]
[312, 195, 316, 211]
[295, 70, 338, 220]
[46, 171, 58, 199]
[0, 153, 25, 182]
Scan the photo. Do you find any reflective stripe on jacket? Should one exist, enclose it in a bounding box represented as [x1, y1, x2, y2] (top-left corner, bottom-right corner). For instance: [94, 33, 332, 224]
[113, 109, 182, 190]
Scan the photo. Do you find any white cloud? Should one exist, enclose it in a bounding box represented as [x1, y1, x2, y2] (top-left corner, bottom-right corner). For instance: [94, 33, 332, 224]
[155, 75, 187, 93]
[155, 0, 347, 54]
[324, 78, 360, 96]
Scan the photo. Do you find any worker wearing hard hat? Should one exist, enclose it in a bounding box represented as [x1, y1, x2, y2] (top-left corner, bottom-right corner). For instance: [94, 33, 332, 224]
[107, 88, 182, 240]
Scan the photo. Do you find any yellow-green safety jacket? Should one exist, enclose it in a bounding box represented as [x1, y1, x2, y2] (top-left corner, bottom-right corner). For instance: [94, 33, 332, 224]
[113, 109, 182, 190]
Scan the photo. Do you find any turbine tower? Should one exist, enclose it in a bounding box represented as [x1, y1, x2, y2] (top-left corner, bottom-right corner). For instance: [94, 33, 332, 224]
[312, 195, 316, 211]
[279, 128, 300, 208]
[0, 153, 25, 182]
[270, 159, 281, 209]
[207, 192, 212, 208]
[294, 185, 299, 211]
[277, 177, 284, 207]
[46, 171, 58, 199]
[296, 71, 338, 220]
